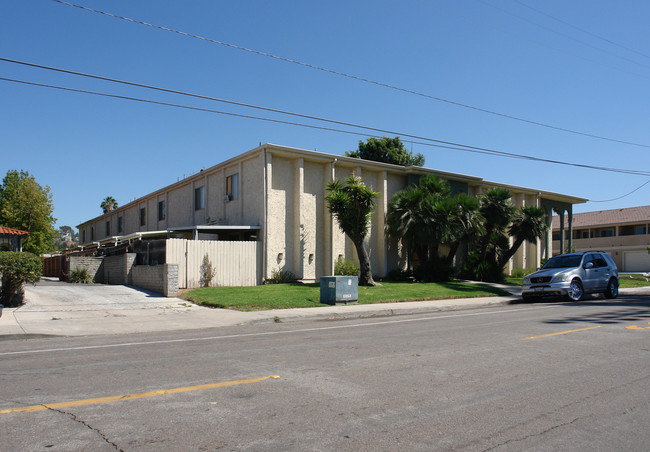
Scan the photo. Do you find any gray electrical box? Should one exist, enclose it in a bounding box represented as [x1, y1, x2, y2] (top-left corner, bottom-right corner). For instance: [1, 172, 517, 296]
[320, 276, 359, 305]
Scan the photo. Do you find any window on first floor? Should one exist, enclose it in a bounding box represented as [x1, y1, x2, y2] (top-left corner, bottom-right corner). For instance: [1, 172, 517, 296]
[226, 173, 239, 200]
[158, 200, 166, 221]
[195, 186, 205, 210]
[140, 207, 146, 226]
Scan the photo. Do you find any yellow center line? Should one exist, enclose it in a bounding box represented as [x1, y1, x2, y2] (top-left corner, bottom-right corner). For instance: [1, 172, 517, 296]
[0, 375, 280, 414]
[520, 325, 601, 340]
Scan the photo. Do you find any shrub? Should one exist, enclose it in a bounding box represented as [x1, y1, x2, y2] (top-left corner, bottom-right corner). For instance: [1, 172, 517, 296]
[510, 268, 536, 278]
[200, 254, 216, 287]
[68, 267, 92, 284]
[460, 251, 504, 283]
[334, 257, 359, 276]
[266, 268, 296, 284]
[0, 251, 42, 306]
[386, 268, 413, 281]
[413, 257, 454, 282]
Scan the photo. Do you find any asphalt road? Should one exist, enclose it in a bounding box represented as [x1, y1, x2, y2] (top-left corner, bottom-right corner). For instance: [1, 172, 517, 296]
[1, 294, 649, 451]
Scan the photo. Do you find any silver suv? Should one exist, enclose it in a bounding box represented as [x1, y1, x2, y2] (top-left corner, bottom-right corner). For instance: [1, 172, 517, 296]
[522, 251, 619, 302]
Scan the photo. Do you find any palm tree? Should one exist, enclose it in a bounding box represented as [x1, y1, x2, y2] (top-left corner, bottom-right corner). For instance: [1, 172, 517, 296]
[498, 206, 548, 268]
[386, 175, 451, 270]
[444, 193, 485, 267]
[325, 177, 378, 286]
[100, 196, 118, 214]
[477, 188, 514, 261]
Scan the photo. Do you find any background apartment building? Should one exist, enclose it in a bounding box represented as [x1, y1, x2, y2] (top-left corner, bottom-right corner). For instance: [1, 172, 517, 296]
[553, 205, 650, 272]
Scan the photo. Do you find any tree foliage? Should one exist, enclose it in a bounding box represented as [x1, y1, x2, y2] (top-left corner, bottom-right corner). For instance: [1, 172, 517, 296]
[0, 170, 57, 255]
[346, 137, 425, 167]
[0, 251, 42, 306]
[325, 176, 377, 286]
[387, 180, 547, 283]
[101, 196, 118, 214]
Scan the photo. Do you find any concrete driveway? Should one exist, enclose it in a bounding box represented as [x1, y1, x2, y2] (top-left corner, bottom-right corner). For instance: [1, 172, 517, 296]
[1, 279, 258, 336]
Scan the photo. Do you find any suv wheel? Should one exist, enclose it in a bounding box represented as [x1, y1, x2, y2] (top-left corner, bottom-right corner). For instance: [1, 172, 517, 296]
[567, 279, 583, 302]
[604, 278, 619, 299]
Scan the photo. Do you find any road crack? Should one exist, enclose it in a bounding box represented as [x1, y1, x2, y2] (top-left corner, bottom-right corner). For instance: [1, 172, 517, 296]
[46, 406, 124, 451]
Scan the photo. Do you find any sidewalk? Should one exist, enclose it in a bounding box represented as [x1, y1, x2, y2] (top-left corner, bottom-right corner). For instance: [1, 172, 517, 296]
[1, 280, 644, 337]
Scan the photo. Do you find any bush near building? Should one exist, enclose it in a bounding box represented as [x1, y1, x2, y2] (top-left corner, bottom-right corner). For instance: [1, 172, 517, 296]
[0, 251, 42, 306]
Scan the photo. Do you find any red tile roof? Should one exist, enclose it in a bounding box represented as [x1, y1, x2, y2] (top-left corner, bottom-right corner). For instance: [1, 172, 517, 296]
[553, 205, 650, 229]
[0, 226, 29, 236]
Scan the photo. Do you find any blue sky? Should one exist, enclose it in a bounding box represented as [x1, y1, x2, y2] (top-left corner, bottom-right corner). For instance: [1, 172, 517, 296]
[2, 0, 649, 230]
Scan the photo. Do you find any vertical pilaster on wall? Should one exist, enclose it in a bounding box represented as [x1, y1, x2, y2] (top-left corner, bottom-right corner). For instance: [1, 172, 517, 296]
[544, 206, 552, 260]
[264, 151, 272, 281]
[203, 173, 208, 225]
[376, 171, 388, 277]
[326, 160, 336, 275]
[567, 206, 573, 253]
[238, 161, 244, 223]
[294, 158, 304, 279]
[559, 209, 564, 254]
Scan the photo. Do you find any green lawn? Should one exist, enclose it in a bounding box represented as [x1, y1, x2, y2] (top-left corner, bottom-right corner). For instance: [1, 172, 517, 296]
[180, 281, 511, 311]
[505, 274, 650, 289]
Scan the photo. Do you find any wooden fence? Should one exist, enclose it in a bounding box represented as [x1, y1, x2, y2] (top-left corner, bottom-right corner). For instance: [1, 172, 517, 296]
[166, 239, 262, 288]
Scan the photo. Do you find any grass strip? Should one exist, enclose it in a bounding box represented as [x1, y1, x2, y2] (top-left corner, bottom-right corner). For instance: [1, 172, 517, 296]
[181, 281, 510, 311]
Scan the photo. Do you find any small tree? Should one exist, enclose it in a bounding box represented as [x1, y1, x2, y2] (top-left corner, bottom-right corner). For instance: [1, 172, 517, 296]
[346, 137, 425, 167]
[326, 176, 377, 286]
[0, 170, 57, 255]
[0, 251, 42, 306]
[200, 253, 216, 287]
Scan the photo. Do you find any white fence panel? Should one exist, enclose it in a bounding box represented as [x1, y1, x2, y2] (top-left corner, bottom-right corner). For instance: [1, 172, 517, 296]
[166, 239, 261, 288]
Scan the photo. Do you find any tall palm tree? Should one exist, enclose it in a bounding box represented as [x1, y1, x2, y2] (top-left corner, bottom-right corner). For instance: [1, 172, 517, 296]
[100, 196, 118, 214]
[326, 177, 378, 286]
[478, 188, 514, 261]
[498, 205, 548, 268]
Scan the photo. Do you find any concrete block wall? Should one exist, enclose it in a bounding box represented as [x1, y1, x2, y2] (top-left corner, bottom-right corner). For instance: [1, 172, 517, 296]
[103, 253, 136, 285]
[132, 263, 179, 297]
[69, 256, 104, 283]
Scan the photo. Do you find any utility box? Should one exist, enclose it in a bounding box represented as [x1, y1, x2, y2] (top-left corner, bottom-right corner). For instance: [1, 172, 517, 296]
[320, 276, 359, 305]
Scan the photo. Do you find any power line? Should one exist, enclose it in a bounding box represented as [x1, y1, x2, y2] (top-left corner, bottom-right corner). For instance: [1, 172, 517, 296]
[3, 75, 650, 178]
[589, 179, 650, 202]
[51, 0, 650, 150]
[479, 0, 650, 70]
[513, 0, 650, 62]
[433, 1, 650, 81]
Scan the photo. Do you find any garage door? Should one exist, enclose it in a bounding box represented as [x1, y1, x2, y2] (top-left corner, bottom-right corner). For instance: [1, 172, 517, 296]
[623, 250, 650, 272]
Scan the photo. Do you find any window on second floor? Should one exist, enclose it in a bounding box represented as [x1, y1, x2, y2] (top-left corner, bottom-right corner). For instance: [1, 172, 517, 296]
[158, 200, 166, 221]
[140, 207, 146, 226]
[194, 186, 205, 210]
[591, 227, 615, 238]
[106, 221, 111, 236]
[619, 224, 647, 236]
[226, 173, 239, 200]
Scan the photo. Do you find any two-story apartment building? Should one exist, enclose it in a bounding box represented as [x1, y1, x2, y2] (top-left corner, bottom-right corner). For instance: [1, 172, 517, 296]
[78, 144, 587, 283]
[553, 205, 650, 272]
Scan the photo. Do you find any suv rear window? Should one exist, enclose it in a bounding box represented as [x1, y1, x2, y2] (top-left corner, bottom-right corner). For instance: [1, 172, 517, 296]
[592, 254, 608, 267]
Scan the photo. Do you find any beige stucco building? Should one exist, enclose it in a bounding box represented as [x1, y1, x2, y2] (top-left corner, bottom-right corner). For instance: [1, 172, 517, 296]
[553, 205, 650, 272]
[78, 144, 587, 281]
